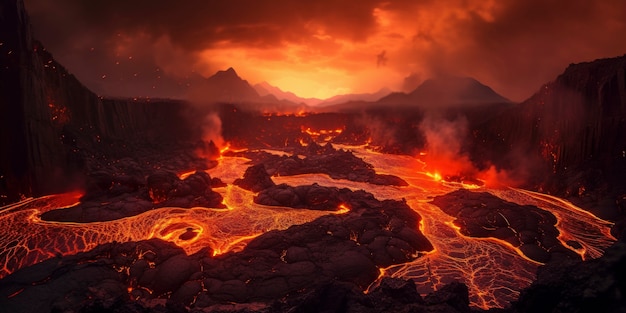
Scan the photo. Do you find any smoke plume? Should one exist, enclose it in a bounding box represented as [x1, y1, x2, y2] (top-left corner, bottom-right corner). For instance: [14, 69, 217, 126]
[419, 113, 521, 187]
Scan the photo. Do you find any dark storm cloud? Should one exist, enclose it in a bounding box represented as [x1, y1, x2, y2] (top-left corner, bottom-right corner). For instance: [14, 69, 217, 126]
[479, 0, 626, 99]
[22, 0, 626, 100]
[26, 0, 383, 50]
[396, 0, 626, 100]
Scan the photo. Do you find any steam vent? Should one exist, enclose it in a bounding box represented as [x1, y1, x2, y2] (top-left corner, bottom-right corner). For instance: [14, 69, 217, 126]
[1, 0, 626, 312]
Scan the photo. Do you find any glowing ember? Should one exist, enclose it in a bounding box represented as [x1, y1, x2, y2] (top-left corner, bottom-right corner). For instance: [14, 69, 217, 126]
[302, 126, 344, 142]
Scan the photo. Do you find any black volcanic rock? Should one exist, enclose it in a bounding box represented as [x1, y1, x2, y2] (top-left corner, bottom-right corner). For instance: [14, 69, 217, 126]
[233, 163, 276, 192]
[41, 170, 224, 222]
[471, 55, 626, 218]
[510, 240, 626, 313]
[250, 142, 408, 186]
[255, 183, 346, 211]
[147, 170, 180, 203]
[431, 189, 579, 263]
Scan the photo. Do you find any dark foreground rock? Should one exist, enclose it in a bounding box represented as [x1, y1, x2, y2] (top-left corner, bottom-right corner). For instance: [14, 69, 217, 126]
[509, 240, 626, 313]
[41, 170, 225, 222]
[431, 189, 579, 263]
[256, 183, 353, 211]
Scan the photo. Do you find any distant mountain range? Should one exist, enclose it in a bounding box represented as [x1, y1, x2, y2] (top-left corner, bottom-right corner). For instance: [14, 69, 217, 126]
[196, 68, 509, 112]
[253, 81, 323, 106]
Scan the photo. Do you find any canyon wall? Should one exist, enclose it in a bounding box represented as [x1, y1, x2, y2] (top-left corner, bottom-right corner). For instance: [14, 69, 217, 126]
[0, 0, 198, 204]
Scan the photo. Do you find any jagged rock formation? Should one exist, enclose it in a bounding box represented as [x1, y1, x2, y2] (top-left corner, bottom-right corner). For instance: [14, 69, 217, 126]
[0, 0, 201, 204]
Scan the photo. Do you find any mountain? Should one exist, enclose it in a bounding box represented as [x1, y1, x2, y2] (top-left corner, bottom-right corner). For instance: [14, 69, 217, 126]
[254, 82, 392, 108]
[188, 70, 313, 114]
[254, 81, 323, 106]
[378, 76, 510, 107]
[317, 88, 392, 107]
[190, 67, 261, 103]
[320, 76, 509, 113]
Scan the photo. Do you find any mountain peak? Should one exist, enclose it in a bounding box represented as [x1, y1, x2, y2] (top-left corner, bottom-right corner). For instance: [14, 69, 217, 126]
[197, 67, 260, 102]
[211, 67, 240, 80]
[410, 76, 509, 105]
[377, 75, 509, 107]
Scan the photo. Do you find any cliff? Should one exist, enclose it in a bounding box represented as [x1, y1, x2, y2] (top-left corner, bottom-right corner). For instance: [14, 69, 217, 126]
[0, 0, 198, 204]
[473, 55, 626, 213]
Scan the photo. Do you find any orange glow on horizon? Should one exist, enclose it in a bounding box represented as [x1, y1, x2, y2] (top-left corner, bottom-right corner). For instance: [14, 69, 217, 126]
[196, 38, 405, 99]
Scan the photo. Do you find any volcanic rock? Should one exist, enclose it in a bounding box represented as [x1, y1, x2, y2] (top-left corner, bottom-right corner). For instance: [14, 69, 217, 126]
[41, 169, 224, 222]
[511, 240, 626, 313]
[152, 254, 200, 296]
[147, 170, 179, 203]
[431, 189, 579, 263]
[233, 163, 276, 192]
[245, 142, 408, 187]
[255, 183, 347, 211]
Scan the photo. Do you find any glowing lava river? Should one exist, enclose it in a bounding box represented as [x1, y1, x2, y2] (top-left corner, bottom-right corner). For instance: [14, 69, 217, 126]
[0, 145, 616, 310]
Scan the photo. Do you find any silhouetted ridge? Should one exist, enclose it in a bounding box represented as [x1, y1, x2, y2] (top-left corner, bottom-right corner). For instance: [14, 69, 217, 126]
[410, 76, 510, 104]
[377, 76, 510, 107]
[200, 67, 260, 103]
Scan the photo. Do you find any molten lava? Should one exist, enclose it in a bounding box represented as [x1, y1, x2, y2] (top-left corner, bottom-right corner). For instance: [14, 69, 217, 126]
[0, 145, 615, 309]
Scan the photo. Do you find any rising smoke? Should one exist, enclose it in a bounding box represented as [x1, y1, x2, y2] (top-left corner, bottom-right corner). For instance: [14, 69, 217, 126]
[418, 113, 522, 187]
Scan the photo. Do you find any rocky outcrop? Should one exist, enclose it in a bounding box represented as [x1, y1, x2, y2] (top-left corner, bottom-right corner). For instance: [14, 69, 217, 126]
[472, 55, 626, 206]
[233, 163, 276, 192]
[0, 0, 200, 204]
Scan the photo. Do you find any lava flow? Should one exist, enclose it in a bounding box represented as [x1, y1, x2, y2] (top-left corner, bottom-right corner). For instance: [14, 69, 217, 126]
[0, 156, 344, 280]
[0, 145, 616, 309]
[274, 145, 615, 308]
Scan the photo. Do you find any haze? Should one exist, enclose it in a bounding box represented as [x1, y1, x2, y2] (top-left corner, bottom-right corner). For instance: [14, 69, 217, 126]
[24, 0, 626, 101]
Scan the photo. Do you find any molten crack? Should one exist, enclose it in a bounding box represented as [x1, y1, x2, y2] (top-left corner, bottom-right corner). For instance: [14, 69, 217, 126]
[0, 146, 615, 309]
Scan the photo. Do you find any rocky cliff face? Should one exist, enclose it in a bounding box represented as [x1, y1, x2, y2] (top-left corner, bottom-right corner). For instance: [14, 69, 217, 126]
[473, 55, 626, 215]
[0, 0, 199, 204]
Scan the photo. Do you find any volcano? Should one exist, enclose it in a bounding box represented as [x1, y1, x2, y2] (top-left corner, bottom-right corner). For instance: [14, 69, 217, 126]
[1, 1, 626, 312]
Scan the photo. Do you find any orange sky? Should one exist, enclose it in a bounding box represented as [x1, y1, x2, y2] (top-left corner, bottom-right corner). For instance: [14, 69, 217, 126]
[24, 0, 626, 101]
